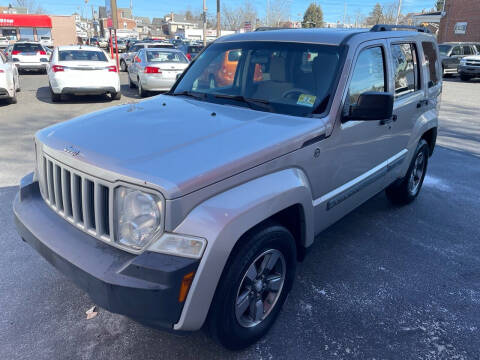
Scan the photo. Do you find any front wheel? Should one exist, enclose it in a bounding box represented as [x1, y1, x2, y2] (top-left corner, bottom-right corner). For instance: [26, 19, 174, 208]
[385, 139, 429, 205]
[460, 74, 472, 82]
[207, 223, 297, 350]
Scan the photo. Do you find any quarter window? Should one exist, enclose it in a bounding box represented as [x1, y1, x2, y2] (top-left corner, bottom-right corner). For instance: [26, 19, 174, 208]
[421, 41, 439, 88]
[348, 46, 386, 105]
[391, 43, 420, 97]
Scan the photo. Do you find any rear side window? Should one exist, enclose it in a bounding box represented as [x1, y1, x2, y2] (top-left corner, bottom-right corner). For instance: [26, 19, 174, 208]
[391, 43, 420, 97]
[13, 43, 43, 52]
[348, 46, 386, 105]
[422, 42, 440, 88]
[59, 50, 107, 62]
[463, 46, 474, 55]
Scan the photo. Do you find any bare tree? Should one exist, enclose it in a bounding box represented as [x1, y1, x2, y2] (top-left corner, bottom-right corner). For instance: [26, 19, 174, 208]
[13, 0, 46, 14]
[267, 0, 291, 27]
[222, 1, 258, 31]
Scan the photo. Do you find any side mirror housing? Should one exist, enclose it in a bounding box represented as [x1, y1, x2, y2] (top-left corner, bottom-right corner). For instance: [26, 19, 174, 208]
[344, 92, 394, 122]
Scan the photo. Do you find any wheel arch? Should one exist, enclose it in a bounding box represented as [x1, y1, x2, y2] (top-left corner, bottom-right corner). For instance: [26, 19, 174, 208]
[172, 168, 314, 331]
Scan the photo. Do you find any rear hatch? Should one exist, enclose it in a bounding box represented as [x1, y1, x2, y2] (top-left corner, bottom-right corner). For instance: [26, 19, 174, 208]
[146, 62, 188, 79]
[12, 43, 47, 63]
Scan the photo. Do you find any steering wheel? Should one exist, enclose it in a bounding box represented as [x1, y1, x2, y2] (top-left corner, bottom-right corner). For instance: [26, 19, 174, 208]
[282, 88, 313, 100]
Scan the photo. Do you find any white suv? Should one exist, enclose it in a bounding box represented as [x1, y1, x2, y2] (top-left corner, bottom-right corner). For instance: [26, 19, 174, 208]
[9, 41, 49, 73]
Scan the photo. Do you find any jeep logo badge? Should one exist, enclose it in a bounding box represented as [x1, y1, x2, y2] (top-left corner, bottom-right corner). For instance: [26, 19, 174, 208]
[64, 145, 80, 157]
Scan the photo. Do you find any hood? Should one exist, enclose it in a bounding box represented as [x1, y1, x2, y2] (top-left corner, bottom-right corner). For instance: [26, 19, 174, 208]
[462, 55, 480, 61]
[37, 95, 326, 199]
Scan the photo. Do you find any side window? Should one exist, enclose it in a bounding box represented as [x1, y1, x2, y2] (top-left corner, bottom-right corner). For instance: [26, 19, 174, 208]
[348, 46, 386, 105]
[451, 46, 462, 56]
[463, 46, 473, 55]
[421, 41, 439, 88]
[391, 43, 420, 97]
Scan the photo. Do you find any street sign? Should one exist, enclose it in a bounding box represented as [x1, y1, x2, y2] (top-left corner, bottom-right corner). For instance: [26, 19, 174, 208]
[244, 21, 252, 32]
[105, 0, 118, 29]
[454, 22, 467, 35]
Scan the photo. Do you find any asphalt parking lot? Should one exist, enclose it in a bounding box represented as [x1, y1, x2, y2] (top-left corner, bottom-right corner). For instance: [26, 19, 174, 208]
[1, 73, 479, 360]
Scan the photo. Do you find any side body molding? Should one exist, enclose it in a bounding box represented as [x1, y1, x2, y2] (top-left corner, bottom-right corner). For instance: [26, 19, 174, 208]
[173, 168, 314, 331]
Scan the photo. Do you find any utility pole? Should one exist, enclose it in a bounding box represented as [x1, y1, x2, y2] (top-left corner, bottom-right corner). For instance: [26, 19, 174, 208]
[266, 0, 269, 26]
[203, 0, 207, 46]
[395, 0, 402, 25]
[216, 0, 221, 38]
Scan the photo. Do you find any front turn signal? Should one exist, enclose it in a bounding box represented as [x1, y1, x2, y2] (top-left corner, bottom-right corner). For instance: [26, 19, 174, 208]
[179, 272, 195, 303]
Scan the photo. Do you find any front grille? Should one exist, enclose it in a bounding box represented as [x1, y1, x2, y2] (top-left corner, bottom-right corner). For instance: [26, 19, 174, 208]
[39, 154, 113, 242]
[466, 60, 480, 66]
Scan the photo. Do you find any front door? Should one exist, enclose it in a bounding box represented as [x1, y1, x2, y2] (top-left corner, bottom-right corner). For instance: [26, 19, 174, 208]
[309, 41, 395, 232]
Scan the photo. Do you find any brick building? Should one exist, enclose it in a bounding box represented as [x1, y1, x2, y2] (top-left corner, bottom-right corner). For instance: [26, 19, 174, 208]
[439, 0, 480, 42]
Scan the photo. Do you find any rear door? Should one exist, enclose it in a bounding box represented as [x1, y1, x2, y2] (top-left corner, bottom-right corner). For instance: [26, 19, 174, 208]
[386, 40, 425, 181]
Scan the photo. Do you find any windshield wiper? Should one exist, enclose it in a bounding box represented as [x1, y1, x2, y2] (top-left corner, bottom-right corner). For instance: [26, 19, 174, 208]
[171, 90, 206, 100]
[213, 94, 273, 112]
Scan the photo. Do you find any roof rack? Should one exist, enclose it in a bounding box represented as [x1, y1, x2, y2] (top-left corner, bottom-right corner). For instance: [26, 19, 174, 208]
[370, 24, 431, 33]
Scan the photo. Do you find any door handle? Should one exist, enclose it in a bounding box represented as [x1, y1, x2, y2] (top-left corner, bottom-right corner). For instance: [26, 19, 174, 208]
[417, 100, 429, 108]
[380, 115, 397, 125]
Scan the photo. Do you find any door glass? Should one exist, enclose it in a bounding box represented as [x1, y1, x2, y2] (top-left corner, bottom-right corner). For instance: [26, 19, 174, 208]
[421, 41, 439, 88]
[451, 46, 462, 56]
[348, 46, 386, 105]
[391, 43, 420, 97]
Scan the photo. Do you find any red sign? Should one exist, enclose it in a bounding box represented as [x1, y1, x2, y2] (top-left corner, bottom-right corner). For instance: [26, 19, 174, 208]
[0, 14, 52, 28]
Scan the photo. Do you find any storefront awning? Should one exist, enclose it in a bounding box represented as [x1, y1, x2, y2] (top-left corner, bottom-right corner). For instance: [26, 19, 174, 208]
[0, 14, 52, 28]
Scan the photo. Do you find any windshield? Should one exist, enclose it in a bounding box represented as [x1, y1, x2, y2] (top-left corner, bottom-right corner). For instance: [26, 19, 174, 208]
[59, 50, 108, 62]
[438, 45, 451, 55]
[146, 50, 187, 63]
[173, 41, 342, 117]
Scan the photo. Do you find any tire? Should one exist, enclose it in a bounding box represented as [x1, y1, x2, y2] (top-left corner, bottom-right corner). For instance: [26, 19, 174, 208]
[207, 223, 297, 350]
[129, 74, 136, 88]
[385, 139, 429, 205]
[110, 91, 121, 100]
[7, 90, 17, 104]
[50, 85, 61, 103]
[460, 74, 472, 82]
[138, 78, 148, 98]
[120, 60, 127, 72]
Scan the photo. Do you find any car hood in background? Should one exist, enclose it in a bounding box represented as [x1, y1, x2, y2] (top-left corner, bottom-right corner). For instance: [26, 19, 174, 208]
[36, 96, 327, 199]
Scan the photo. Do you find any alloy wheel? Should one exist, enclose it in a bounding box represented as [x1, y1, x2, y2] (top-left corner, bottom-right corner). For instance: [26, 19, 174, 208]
[235, 249, 286, 328]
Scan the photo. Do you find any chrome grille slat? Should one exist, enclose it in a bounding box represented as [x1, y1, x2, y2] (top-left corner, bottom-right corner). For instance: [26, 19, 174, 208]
[38, 154, 113, 243]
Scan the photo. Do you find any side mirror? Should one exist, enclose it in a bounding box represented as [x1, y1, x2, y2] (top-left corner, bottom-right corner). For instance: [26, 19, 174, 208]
[344, 92, 393, 122]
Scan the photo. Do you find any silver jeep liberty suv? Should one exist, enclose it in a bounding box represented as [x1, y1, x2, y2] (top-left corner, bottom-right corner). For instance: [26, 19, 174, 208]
[14, 25, 441, 350]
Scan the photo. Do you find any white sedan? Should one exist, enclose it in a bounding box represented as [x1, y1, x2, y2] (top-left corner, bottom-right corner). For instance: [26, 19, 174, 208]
[47, 45, 121, 102]
[0, 50, 20, 104]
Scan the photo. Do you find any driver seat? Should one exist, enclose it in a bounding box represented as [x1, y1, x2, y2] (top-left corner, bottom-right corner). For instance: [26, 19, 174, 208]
[252, 56, 293, 100]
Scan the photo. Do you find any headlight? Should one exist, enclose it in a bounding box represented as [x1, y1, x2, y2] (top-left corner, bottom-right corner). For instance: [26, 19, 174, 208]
[114, 186, 162, 250]
[148, 233, 207, 259]
[460, 59, 467, 65]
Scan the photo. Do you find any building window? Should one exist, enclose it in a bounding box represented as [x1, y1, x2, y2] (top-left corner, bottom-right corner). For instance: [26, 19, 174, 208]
[36, 28, 52, 41]
[19, 27, 34, 41]
[1, 28, 17, 40]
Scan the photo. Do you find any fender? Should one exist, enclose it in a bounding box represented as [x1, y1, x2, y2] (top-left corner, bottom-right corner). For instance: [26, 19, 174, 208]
[172, 168, 314, 331]
[399, 108, 438, 177]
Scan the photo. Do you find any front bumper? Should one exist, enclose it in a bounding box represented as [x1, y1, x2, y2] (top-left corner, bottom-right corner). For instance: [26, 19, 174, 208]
[458, 65, 480, 76]
[13, 173, 199, 329]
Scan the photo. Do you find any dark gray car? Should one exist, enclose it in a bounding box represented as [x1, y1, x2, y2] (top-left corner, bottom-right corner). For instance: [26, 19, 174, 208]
[439, 42, 478, 76]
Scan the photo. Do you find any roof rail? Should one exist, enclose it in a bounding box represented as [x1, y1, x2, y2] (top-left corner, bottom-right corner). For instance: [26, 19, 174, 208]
[370, 24, 431, 33]
[254, 27, 285, 32]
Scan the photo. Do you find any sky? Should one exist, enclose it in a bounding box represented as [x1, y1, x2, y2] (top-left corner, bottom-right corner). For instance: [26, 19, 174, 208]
[3, 0, 437, 24]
